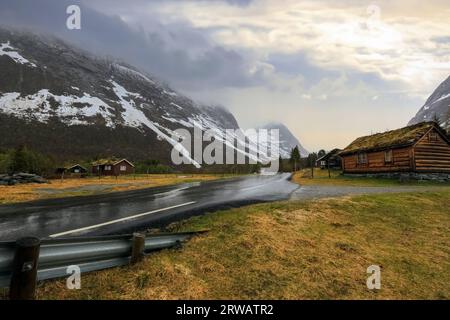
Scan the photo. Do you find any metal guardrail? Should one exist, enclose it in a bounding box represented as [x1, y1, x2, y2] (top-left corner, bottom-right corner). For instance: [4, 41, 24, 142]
[0, 231, 204, 289]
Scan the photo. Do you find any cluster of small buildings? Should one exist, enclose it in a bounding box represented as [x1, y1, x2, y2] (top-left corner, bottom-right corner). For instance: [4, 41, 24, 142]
[316, 121, 450, 178]
[57, 158, 135, 177]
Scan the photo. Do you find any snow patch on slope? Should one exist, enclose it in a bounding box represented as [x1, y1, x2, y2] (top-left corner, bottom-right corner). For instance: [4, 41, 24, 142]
[109, 80, 200, 168]
[109, 80, 146, 128]
[0, 41, 36, 67]
[162, 115, 194, 128]
[161, 113, 276, 162]
[0, 90, 114, 125]
[422, 93, 450, 112]
[114, 64, 155, 84]
[170, 102, 182, 110]
[162, 89, 177, 97]
[433, 93, 450, 104]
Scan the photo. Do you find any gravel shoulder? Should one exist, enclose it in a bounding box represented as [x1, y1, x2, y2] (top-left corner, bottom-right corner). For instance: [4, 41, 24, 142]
[290, 185, 447, 200]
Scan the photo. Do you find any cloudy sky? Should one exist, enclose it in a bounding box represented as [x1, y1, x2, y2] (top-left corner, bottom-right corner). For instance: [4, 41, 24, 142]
[1, 0, 450, 151]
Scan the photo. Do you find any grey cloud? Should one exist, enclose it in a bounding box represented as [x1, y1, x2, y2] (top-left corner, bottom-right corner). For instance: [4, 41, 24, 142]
[220, 0, 253, 6]
[432, 36, 450, 44]
[268, 52, 338, 87]
[0, 0, 260, 91]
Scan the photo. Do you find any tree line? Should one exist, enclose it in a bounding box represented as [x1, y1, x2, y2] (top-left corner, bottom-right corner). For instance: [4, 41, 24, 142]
[278, 146, 328, 172]
[0, 146, 55, 176]
[0, 146, 261, 176]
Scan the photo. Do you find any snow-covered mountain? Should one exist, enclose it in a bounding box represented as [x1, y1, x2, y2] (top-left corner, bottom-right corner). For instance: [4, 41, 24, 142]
[408, 75, 450, 131]
[0, 28, 306, 166]
[257, 122, 308, 158]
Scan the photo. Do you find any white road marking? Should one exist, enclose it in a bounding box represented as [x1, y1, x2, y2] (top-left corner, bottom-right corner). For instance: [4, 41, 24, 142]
[49, 201, 196, 238]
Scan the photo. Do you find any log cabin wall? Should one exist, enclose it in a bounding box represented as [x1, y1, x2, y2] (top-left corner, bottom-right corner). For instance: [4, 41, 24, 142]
[342, 146, 412, 173]
[413, 128, 450, 173]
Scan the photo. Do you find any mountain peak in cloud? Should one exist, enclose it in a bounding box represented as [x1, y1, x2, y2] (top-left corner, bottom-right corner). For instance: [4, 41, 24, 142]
[408, 75, 450, 130]
[258, 122, 309, 158]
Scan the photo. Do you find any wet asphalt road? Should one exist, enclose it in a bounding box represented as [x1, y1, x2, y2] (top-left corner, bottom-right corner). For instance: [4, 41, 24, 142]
[0, 173, 298, 241]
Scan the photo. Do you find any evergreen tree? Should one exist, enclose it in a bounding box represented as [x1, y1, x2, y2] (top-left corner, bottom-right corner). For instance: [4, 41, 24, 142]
[10, 146, 29, 173]
[307, 152, 318, 168]
[0, 152, 12, 174]
[290, 146, 301, 172]
[318, 149, 326, 158]
[253, 162, 261, 174]
[8, 146, 53, 175]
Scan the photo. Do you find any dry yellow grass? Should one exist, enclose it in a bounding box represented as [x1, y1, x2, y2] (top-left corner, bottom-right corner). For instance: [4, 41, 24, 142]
[0, 174, 230, 204]
[33, 189, 450, 300]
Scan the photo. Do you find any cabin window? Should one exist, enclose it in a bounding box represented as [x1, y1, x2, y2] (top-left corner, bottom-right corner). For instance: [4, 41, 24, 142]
[429, 132, 438, 142]
[357, 153, 368, 165]
[384, 150, 393, 163]
[104, 165, 112, 171]
[120, 165, 127, 171]
[74, 169, 80, 173]
[320, 161, 326, 166]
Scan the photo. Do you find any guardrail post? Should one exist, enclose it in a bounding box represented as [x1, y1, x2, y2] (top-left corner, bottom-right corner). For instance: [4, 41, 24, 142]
[174, 240, 182, 250]
[9, 237, 41, 300]
[130, 233, 145, 265]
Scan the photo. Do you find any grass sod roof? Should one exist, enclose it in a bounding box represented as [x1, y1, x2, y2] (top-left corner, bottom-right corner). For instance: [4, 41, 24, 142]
[91, 158, 135, 167]
[66, 164, 87, 170]
[339, 121, 446, 156]
[316, 148, 342, 162]
[91, 158, 120, 166]
[55, 163, 88, 170]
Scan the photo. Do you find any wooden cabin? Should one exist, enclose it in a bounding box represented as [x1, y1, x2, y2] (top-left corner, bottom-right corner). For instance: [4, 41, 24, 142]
[66, 164, 88, 174]
[92, 158, 135, 176]
[339, 122, 450, 174]
[316, 149, 342, 169]
[55, 164, 88, 177]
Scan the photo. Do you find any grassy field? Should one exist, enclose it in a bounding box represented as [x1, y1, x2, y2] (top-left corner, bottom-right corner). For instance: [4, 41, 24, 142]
[293, 168, 450, 187]
[30, 188, 450, 300]
[0, 174, 235, 204]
